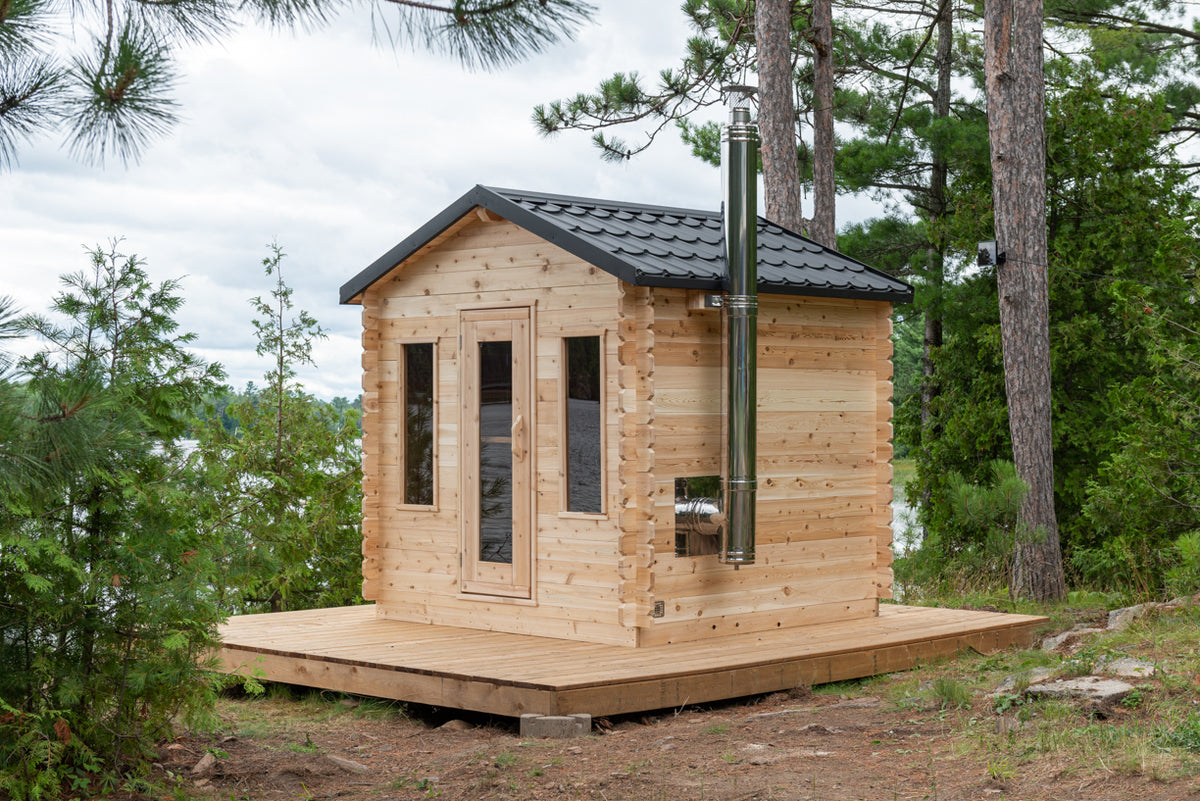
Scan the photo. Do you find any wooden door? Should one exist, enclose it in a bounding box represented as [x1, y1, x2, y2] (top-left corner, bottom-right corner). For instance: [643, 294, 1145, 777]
[460, 307, 533, 598]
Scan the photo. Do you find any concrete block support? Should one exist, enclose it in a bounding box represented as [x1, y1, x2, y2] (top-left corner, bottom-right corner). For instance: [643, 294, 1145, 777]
[519, 713, 591, 738]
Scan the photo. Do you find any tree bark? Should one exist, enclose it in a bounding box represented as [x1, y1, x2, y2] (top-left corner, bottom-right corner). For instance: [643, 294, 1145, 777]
[983, 0, 1066, 600]
[755, 0, 807, 234]
[809, 0, 836, 247]
[921, 0, 951, 440]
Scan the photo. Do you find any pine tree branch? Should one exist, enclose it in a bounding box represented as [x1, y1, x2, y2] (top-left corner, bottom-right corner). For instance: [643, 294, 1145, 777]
[843, 53, 936, 100]
[1050, 6, 1200, 44]
[372, 0, 595, 71]
[534, 12, 747, 158]
[881, 0, 946, 146]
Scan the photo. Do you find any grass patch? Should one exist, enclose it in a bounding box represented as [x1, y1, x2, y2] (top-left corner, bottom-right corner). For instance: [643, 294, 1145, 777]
[813, 675, 888, 697]
[212, 684, 411, 748]
[285, 732, 319, 754]
[930, 677, 972, 710]
[1160, 714, 1200, 753]
[883, 597, 1200, 784]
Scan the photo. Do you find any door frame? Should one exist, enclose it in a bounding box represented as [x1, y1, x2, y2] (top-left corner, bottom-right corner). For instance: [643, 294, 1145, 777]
[459, 305, 535, 599]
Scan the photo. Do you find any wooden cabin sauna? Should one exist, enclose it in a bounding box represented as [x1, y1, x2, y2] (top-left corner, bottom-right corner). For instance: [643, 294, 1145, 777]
[339, 188, 912, 648]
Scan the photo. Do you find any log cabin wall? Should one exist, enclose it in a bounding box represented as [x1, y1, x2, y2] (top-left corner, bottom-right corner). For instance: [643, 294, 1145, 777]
[359, 215, 637, 646]
[641, 288, 894, 646]
[615, 284, 657, 639]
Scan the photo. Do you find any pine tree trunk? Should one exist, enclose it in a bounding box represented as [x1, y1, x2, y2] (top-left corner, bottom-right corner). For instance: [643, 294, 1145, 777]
[983, 0, 1066, 600]
[755, 0, 806, 233]
[917, 0, 953, 541]
[921, 0, 951, 439]
[810, 0, 836, 247]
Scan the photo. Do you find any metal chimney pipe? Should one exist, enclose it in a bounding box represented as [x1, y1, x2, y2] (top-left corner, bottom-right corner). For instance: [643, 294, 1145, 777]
[720, 86, 759, 566]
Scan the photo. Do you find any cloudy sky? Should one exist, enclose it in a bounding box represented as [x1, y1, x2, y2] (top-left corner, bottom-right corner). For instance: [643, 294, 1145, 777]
[2, 1, 885, 400]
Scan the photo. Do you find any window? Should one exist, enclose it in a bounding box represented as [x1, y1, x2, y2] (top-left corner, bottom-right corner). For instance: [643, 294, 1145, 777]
[402, 342, 435, 506]
[563, 335, 603, 514]
[477, 339, 514, 561]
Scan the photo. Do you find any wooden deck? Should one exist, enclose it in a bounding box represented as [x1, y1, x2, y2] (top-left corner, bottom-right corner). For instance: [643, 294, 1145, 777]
[215, 604, 1046, 718]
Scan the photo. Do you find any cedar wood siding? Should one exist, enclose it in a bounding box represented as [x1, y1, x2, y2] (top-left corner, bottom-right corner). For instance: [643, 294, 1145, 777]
[360, 216, 636, 646]
[640, 289, 893, 645]
[357, 214, 895, 648]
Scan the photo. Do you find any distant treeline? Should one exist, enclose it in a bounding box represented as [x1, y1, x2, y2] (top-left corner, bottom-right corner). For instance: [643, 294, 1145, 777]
[194, 385, 362, 435]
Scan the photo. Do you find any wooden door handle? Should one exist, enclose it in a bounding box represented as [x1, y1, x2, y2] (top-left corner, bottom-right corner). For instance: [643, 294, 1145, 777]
[511, 415, 526, 460]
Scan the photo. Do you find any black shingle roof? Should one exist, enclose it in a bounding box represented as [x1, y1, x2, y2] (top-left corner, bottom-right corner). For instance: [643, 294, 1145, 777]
[340, 185, 913, 305]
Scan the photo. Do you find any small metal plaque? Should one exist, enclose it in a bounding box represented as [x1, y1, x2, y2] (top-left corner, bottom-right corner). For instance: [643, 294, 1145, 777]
[652, 601, 665, 619]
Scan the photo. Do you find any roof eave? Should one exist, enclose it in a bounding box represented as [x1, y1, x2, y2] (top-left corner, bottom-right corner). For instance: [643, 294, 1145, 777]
[617, 272, 911, 302]
[774, 285, 913, 303]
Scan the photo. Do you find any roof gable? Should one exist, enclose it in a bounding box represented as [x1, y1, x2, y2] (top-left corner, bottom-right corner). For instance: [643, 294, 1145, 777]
[340, 185, 913, 304]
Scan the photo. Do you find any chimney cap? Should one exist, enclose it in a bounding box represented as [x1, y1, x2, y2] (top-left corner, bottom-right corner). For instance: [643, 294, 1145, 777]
[721, 84, 757, 109]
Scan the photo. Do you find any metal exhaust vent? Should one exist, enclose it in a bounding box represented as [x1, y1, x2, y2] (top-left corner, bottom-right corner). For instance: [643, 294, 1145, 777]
[674, 85, 759, 568]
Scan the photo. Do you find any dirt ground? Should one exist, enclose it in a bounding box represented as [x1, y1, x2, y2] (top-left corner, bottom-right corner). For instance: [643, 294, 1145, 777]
[159, 682, 1200, 801]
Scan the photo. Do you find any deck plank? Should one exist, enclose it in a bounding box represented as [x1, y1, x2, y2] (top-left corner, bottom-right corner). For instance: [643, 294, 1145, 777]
[215, 604, 1046, 717]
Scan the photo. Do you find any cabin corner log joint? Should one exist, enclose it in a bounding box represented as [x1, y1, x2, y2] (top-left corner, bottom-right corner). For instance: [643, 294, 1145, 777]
[339, 183, 913, 648]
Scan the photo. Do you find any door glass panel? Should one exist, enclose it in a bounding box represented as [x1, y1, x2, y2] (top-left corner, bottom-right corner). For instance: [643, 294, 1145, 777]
[478, 339, 513, 564]
[564, 336, 602, 513]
